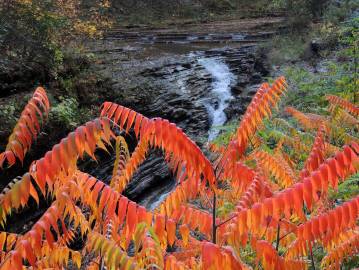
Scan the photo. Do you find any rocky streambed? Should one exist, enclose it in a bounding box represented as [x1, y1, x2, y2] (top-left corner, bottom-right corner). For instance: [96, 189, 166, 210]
[84, 17, 285, 209]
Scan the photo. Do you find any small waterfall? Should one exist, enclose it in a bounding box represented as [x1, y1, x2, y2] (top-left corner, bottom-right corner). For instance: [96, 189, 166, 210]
[198, 57, 236, 141]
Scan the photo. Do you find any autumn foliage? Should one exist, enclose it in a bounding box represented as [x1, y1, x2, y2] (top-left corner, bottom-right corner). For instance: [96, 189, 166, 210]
[0, 87, 50, 168]
[0, 78, 358, 269]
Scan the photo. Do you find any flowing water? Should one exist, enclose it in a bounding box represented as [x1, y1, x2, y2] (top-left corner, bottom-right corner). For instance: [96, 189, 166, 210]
[198, 57, 236, 141]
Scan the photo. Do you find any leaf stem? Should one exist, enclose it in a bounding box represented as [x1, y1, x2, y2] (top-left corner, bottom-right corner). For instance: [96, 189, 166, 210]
[215, 214, 237, 228]
[275, 222, 281, 251]
[310, 243, 316, 270]
[212, 192, 217, 244]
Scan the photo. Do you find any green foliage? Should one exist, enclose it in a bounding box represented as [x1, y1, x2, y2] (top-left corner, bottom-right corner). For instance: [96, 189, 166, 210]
[217, 201, 235, 218]
[285, 61, 357, 113]
[265, 1, 359, 66]
[0, 1, 66, 63]
[268, 0, 328, 29]
[338, 17, 359, 102]
[239, 244, 257, 267]
[283, 65, 338, 113]
[0, 102, 17, 126]
[0, 94, 34, 137]
[116, 0, 329, 26]
[210, 120, 237, 146]
[212, 13, 358, 177]
[0, 0, 112, 94]
[283, 23, 358, 113]
[203, 0, 236, 11]
[208, 19, 358, 269]
[50, 96, 80, 129]
[324, 0, 359, 24]
[329, 173, 359, 201]
[265, 35, 308, 65]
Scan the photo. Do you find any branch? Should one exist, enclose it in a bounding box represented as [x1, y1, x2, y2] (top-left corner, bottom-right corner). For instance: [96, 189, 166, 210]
[215, 214, 237, 228]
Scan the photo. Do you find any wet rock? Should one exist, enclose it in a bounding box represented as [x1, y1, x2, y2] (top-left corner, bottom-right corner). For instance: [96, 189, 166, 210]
[236, 74, 251, 86]
[251, 72, 262, 83]
[172, 108, 189, 121]
[123, 151, 175, 208]
[81, 135, 170, 207]
[182, 63, 192, 69]
[224, 99, 245, 119]
[242, 95, 253, 103]
[254, 56, 270, 76]
[232, 85, 244, 95]
[302, 38, 329, 62]
[248, 89, 257, 96]
[89, 32, 273, 143]
[246, 84, 262, 96]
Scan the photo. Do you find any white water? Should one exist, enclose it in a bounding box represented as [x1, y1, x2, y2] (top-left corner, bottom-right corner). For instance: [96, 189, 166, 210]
[198, 57, 235, 141]
[148, 189, 174, 210]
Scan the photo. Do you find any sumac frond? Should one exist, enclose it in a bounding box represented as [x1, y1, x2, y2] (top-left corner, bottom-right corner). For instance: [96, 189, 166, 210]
[0, 173, 39, 225]
[86, 232, 135, 269]
[202, 242, 249, 270]
[32, 117, 113, 195]
[295, 195, 358, 250]
[235, 77, 287, 155]
[100, 102, 149, 138]
[0, 87, 50, 168]
[226, 143, 358, 243]
[110, 135, 130, 188]
[222, 161, 256, 194]
[0, 232, 18, 252]
[235, 174, 273, 211]
[103, 104, 216, 186]
[35, 243, 82, 269]
[252, 239, 307, 270]
[300, 124, 327, 179]
[170, 205, 213, 239]
[0, 201, 74, 269]
[285, 106, 325, 130]
[157, 175, 201, 217]
[321, 231, 359, 269]
[112, 138, 149, 193]
[2, 76, 359, 269]
[218, 77, 287, 179]
[326, 94, 359, 117]
[331, 107, 359, 127]
[253, 151, 297, 188]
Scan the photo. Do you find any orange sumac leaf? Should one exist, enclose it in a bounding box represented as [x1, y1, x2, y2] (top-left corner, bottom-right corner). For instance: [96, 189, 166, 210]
[0, 87, 50, 168]
[326, 94, 359, 117]
[166, 219, 176, 247]
[179, 224, 190, 247]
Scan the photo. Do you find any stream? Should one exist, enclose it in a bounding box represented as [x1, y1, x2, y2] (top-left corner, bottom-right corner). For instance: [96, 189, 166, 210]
[198, 56, 236, 141]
